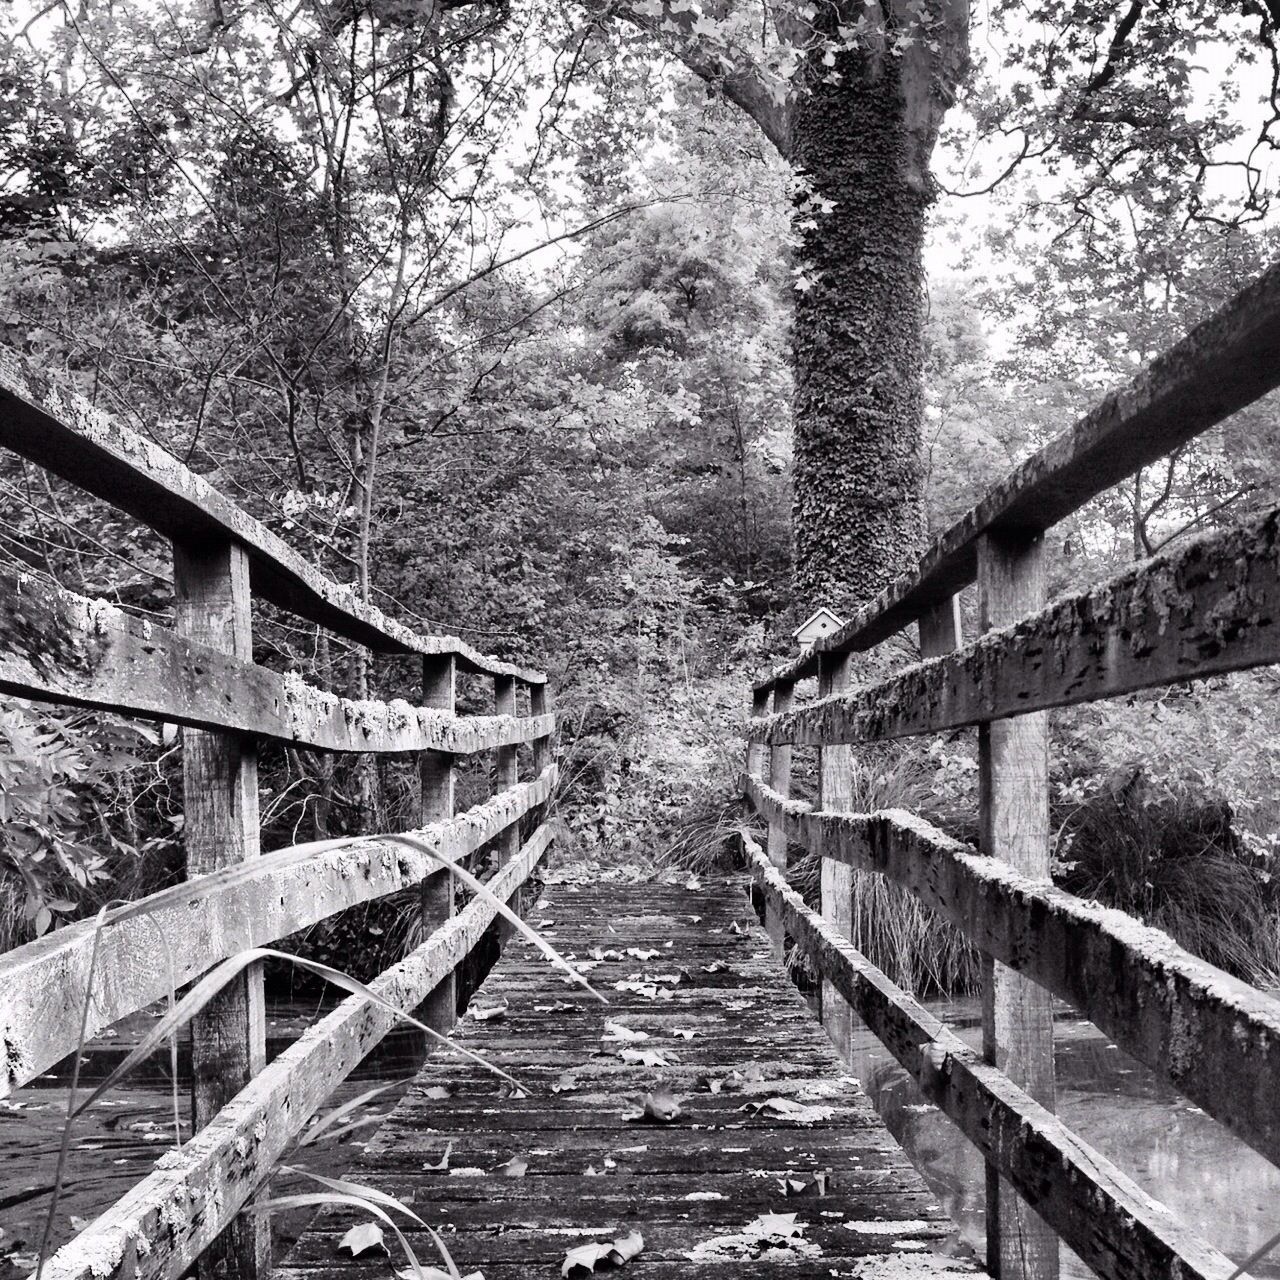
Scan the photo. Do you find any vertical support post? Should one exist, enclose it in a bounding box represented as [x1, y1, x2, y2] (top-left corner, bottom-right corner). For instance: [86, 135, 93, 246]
[747, 686, 770, 781]
[494, 675, 519, 862]
[818, 651, 854, 1061]
[530, 681, 554, 837]
[918, 594, 963, 659]
[418, 654, 457, 1040]
[978, 532, 1058, 1280]
[530, 682, 553, 781]
[173, 540, 268, 1280]
[764, 679, 794, 957]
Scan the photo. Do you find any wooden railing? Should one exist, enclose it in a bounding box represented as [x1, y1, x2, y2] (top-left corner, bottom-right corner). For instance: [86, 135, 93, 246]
[0, 351, 556, 1280]
[741, 261, 1280, 1280]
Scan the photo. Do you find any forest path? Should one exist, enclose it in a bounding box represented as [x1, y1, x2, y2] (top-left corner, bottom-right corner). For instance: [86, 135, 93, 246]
[276, 875, 980, 1278]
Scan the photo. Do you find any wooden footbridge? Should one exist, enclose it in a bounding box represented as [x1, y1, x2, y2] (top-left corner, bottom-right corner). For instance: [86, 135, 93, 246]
[3, 264, 1280, 1280]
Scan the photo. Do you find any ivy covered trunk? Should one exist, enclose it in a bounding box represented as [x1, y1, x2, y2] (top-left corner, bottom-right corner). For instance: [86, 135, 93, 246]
[789, 51, 930, 619]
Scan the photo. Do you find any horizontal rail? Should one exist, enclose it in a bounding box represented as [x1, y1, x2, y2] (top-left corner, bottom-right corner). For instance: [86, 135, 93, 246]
[0, 349, 542, 684]
[0, 569, 552, 754]
[742, 771, 1280, 1171]
[749, 505, 1280, 745]
[0, 767, 555, 1095]
[744, 832, 1235, 1280]
[755, 260, 1280, 693]
[35, 820, 554, 1280]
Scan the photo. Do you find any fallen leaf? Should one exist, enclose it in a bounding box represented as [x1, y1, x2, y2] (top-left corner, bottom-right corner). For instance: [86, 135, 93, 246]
[625, 947, 659, 960]
[471, 998, 508, 1022]
[423, 1141, 453, 1170]
[702, 962, 728, 974]
[671, 1028, 696, 1040]
[422, 1085, 453, 1101]
[494, 1156, 528, 1178]
[744, 1097, 835, 1125]
[618, 1047, 670, 1067]
[339, 1223, 387, 1257]
[729, 920, 746, 935]
[623, 1086, 684, 1123]
[562, 1229, 644, 1276]
[396, 1268, 484, 1280]
[601, 1021, 649, 1042]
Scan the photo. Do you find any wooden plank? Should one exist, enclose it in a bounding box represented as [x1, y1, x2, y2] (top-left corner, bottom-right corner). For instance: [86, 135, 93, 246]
[418, 654, 457, 1039]
[764, 679, 793, 955]
[740, 771, 1280, 1173]
[0, 348, 543, 683]
[818, 652, 854, 1062]
[977, 531, 1057, 1280]
[746, 687, 770, 779]
[0, 768, 556, 1094]
[33, 824, 556, 1280]
[172, 539, 267, 1280]
[750, 504, 1280, 746]
[278, 875, 971, 1280]
[0, 567, 553, 753]
[753, 259, 1280, 695]
[745, 834, 1237, 1280]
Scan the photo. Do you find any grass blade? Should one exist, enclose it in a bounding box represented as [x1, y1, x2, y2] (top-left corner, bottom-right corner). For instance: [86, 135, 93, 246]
[298, 1079, 412, 1147]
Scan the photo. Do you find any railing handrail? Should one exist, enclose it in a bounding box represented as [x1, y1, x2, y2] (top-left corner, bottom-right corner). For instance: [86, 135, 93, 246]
[754, 258, 1280, 695]
[0, 347, 544, 685]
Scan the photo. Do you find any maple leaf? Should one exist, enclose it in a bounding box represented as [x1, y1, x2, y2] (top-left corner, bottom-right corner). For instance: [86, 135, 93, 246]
[339, 1223, 387, 1257]
[494, 1155, 528, 1178]
[561, 1229, 644, 1276]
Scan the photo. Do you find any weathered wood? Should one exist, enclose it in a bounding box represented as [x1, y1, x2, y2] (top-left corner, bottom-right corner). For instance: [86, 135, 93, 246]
[0, 768, 556, 1095]
[752, 259, 1280, 695]
[530, 683, 553, 775]
[978, 531, 1056, 1280]
[172, 539, 267, 1280]
[0, 567, 552, 753]
[918, 594, 962, 658]
[747, 687, 770, 779]
[279, 875, 972, 1280]
[418, 654, 457, 1039]
[33, 824, 556, 1280]
[764, 679, 794, 956]
[493, 675, 519, 864]
[740, 771, 1280, 1174]
[818, 651, 854, 1062]
[750, 504, 1280, 746]
[0, 348, 543, 683]
[745, 835, 1236, 1280]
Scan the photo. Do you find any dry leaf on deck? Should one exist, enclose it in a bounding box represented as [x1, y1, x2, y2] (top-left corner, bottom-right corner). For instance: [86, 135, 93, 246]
[561, 1229, 644, 1276]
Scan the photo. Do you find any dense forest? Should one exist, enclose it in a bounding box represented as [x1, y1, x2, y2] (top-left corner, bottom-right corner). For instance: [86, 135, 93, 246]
[2, 0, 1280, 991]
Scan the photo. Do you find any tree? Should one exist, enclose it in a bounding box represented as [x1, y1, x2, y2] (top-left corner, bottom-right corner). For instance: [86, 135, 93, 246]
[581, 1, 970, 616]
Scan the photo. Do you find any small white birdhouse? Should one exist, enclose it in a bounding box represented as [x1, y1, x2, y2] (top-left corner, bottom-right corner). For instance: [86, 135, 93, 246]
[793, 606, 844, 653]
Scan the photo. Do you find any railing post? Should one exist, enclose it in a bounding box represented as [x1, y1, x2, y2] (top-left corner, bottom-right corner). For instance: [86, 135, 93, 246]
[818, 651, 854, 1061]
[978, 531, 1058, 1280]
[918, 594, 963, 659]
[531, 682, 553, 778]
[418, 654, 457, 1041]
[765, 679, 794, 956]
[172, 539, 268, 1280]
[494, 675, 519, 858]
[747, 686, 770, 781]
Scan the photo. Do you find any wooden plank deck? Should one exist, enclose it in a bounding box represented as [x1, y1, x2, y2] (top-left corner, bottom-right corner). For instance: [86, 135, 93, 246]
[277, 875, 981, 1279]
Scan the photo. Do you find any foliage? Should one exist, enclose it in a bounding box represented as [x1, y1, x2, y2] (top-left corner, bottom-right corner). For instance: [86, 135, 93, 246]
[0, 700, 168, 940]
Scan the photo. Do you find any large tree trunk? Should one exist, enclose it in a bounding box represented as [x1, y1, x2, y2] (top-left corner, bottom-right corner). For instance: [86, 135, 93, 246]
[789, 49, 929, 619]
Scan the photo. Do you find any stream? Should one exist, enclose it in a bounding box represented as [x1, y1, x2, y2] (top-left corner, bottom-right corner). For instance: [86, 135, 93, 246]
[850, 996, 1280, 1278]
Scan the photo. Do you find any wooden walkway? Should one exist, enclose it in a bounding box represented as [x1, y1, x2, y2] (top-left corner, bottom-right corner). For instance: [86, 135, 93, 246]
[277, 876, 980, 1279]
